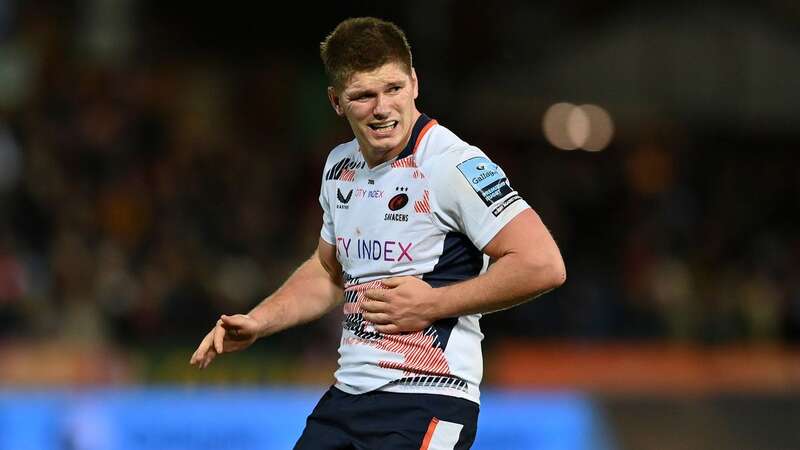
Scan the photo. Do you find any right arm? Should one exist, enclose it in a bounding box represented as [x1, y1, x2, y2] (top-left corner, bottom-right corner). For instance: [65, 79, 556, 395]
[190, 238, 342, 369]
[250, 238, 343, 337]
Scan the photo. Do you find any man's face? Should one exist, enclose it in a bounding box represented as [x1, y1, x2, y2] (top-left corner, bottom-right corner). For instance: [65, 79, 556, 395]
[328, 61, 420, 167]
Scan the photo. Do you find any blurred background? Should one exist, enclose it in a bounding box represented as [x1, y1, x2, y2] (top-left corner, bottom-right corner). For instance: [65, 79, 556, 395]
[0, 0, 799, 449]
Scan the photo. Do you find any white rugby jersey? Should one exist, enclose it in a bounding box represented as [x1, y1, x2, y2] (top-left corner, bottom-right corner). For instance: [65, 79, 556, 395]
[319, 114, 530, 404]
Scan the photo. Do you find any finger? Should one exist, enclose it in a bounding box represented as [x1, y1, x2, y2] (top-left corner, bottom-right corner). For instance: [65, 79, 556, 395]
[220, 314, 249, 329]
[226, 327, 249, 341]
[201, 348, 217, 369]
[374, 324, 401, 334]
[360, 300, 385, 313]
[191, 346, 204, 365]
[213, 321, 226, 354]
[190, 331, 214, 364]
[191, 344, 203, 365]
[222, 315, 258, 340]
[364, 289, 387, 301]
[363, 312, 392, 325]
[219, 317, 241, 339]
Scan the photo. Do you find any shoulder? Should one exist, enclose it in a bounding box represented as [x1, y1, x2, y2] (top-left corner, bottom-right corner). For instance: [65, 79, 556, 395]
[323, 138, 359, 167]
[422, 143, 491, 179]
[413, 123, 497, 188]
[422, 140, 511, 208]
[414, 122, 494, 169]
[414, 122, 470, 164]
[322, 138, 363, 179]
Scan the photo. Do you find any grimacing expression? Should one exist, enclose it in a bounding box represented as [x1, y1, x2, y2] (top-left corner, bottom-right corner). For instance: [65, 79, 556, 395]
[328, 62, 420, 167]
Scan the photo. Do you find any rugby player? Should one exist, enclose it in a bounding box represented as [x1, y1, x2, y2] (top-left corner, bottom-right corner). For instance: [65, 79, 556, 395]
[191, 17, 565, 449]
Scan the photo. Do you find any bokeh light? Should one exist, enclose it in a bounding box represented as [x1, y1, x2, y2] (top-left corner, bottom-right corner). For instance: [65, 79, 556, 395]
[581, 104, 614, 152]
[543, 102, 579, 150]
[543, 103, 615, 152]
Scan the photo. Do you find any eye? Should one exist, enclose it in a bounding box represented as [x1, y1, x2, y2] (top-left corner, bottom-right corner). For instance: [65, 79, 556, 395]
[351, 94, 373, 102]
[389, 86, 402, 93]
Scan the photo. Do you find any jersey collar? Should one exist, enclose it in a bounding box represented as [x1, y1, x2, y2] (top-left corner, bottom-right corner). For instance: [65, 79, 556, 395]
[395, 113, 435, 160]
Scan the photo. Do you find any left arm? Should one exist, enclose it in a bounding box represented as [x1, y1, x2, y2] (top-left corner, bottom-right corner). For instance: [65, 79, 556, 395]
[362, 208, 565, 334]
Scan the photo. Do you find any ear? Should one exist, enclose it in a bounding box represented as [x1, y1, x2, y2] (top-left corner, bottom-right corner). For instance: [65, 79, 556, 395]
[328, 86, 344, 116]
[410, 67, 419, 100]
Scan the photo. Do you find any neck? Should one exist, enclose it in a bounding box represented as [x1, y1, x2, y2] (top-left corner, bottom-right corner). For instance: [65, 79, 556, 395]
[361, 110, 422, 168]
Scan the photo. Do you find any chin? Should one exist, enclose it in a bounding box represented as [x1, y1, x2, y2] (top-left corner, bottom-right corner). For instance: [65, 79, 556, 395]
[367, 138, 399, 153]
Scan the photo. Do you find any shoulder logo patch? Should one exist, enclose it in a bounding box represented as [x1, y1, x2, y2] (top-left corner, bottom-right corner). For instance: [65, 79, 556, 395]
[456, 156, 513, 206]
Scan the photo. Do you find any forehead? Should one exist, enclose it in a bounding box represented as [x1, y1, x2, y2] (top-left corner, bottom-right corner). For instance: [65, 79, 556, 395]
[342, 62, 411, 93]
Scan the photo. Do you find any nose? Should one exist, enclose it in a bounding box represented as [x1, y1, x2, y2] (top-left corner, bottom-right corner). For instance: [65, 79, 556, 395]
[373, 93, 389, 119]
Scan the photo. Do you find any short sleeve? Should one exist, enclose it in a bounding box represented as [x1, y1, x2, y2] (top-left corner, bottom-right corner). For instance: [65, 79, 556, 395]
[428, 147, 530, 250]
[319, 173, 335, 245]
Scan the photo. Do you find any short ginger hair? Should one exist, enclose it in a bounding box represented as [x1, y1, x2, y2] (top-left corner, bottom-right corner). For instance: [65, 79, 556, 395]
[320, 17, 413, 90]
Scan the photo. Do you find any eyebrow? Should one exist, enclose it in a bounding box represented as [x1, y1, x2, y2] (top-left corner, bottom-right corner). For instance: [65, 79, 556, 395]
[346, 89, 371, 99]
[346, 80, 406, 98]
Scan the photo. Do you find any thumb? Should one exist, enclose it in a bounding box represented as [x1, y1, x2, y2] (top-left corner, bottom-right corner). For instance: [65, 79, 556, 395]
[220, 314, 251, 329]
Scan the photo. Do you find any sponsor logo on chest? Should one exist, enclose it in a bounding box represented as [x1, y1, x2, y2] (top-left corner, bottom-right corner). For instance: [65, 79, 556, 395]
[334, 172, 428, 228]
[336, 188, 353, 209]
[336, 237, 413, 262]
[384, 212, 408, 222]
[384, 186, 410, 221]
[355, 188, 385, 199]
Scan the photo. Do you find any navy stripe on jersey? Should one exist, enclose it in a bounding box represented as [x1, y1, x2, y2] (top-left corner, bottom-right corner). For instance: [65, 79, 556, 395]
[388, 375, 469, 392]
[423, 232, 483, 287]
[430, 318, 458, 351]
[423, 232, 484, 350]
[396, 114, 434, 160]
[325, 157, 366, 180]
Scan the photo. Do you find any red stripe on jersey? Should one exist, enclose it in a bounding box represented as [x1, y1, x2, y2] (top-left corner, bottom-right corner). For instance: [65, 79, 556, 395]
[391, 156, 417, 168]
[342, 280, 385, 314]
[376, 330, 451, 376]
[413, 119, 438, 154]
[343, 280, 452, 377]
[342, 302, 362, 315]
[390, 119, 438, 168]
[345, 279, 385, 291]
[419, 417, 440, 450]
[414, 190, 431, 214]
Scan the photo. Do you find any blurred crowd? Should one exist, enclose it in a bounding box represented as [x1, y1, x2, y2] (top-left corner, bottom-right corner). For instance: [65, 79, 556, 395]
[0, 2, 798, 357]
[498, 130, 800, 344]
[0, 2, 343, 351]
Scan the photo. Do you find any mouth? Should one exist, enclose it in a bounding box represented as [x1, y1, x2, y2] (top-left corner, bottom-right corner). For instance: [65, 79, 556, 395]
[368, 120, 399, 133]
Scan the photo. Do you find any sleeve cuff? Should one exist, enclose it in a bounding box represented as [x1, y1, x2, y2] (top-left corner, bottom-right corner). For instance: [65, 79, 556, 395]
[473, 199, 530, 250]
